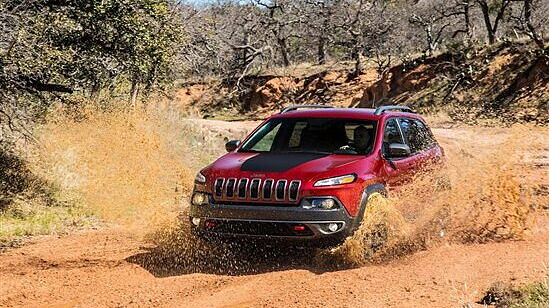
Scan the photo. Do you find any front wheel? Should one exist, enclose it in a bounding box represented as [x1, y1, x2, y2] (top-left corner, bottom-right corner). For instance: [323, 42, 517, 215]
[355, 192, 392, 260]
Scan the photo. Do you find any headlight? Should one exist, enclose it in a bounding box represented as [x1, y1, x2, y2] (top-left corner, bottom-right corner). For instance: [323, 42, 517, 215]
[314, 174, 356, 187]
[191, 192, 209, 206]
[195, 171, 206, 184]
[301, 198, 338, 210]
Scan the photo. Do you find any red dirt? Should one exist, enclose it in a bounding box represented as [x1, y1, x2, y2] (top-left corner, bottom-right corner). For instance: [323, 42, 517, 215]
[0, 227, 547, 308]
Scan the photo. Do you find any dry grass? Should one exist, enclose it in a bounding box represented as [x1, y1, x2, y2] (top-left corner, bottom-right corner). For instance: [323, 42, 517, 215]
[478, 276, 549, 308]
[0, 200, 95, 248]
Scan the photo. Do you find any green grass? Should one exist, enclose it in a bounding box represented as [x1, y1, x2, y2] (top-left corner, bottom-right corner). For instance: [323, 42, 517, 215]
[480, 279, 549, 308]
[510, 280, 549, 308]
[0, 202, 96, 248]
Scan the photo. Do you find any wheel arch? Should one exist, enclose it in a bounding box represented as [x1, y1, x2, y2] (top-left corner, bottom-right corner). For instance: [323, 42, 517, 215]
[350, 183, 388, 232]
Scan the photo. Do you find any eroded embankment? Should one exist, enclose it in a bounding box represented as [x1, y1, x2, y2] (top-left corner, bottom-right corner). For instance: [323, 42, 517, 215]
[177, 42, 548, 124]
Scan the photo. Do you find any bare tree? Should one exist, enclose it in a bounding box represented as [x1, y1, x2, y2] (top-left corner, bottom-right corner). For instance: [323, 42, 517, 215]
[255, 0, 301, 67]
[510, 0, 545, 49]
[301, 0, 345, 64]
[177, 1, 271, 80]
[449, 0, 474, 43]
[409, 1, 467, 56]
[337, 0, 392, 78]
[474, 0, 514, 44]
[174, 0, 547, 82]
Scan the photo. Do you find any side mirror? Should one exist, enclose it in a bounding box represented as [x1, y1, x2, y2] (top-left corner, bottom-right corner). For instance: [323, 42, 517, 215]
[225, 140, 241, 152]
[388, 143, 411, 158]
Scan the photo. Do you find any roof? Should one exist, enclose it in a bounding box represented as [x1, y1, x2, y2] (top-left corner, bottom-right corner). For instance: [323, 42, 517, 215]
[271, 107, 421, 120]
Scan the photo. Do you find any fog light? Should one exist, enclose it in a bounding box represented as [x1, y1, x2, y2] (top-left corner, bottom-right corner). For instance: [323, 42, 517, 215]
[191, 192, 208, 206]
[328, 223, 339, 232]
[191, 217, 201, 226]
[311, 198, 336, 209]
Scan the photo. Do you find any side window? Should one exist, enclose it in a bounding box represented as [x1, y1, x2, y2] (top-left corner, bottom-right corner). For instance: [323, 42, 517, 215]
[383, 118, 404, 148]
[384, 118, 404, 144]
[413, 120, 436, 151]
[399, 118, 435, 153]
[398, 118, 419, 153]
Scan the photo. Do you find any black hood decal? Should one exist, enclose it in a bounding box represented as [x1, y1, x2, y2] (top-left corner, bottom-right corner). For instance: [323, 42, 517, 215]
[241, 153, 328, 172]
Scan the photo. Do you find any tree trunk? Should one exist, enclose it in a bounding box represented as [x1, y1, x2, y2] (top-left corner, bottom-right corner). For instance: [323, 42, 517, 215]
[130, 80, 140, 109]
[90, 81, 101, 101]
[355, 56, 361, 76]
[477, 0, 512, 45]
[278, 38, 290, 67]
[478, 1, 497, 44]
[317, 36, 326, 65]
[523, 0, 544, 49]
[426, 26, 435, 56]
[351, 46, 362, 78]
[464, 0, 472, 42]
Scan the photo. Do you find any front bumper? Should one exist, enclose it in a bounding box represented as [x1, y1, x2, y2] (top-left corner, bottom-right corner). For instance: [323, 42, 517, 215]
[189, 197, 355, 247]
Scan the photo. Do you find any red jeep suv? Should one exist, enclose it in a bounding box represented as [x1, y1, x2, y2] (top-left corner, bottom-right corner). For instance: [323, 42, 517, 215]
[189, 105, 444, 247]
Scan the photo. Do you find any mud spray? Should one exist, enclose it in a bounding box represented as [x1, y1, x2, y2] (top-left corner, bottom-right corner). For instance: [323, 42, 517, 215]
[29, 108, 547, 271]
[318, 125, 547, 268]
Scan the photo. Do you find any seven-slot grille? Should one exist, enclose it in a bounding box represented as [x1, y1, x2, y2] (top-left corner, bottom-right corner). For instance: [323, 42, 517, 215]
[214, 178, 301, 202]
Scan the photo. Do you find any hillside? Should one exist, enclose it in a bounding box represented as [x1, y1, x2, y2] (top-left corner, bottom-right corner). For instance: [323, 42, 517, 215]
[176, 41, 548, 123]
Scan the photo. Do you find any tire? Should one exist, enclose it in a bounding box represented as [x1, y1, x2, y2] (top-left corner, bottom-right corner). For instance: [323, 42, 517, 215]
[350, 184, 388, 233]
[359, 192, 391, 259]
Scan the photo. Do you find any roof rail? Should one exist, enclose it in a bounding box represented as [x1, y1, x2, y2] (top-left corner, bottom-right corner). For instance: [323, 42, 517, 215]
[374, 105, 414, 115]
[280, 104, 334, 114]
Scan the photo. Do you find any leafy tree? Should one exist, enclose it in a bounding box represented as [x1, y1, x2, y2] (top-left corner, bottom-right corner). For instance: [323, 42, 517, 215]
[0, 0, 183, 140]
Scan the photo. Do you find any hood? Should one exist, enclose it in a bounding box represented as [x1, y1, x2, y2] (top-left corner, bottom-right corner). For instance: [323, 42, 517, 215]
[241, 152, 329, 172]
[204, 152, 365, 180]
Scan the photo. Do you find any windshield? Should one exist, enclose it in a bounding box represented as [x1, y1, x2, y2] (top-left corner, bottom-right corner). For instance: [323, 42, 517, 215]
[240, 117, 377, 155]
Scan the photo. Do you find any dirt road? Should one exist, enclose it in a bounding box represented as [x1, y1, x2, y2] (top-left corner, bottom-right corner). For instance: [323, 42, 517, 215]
[1, 120, 548, 308]
[0, 227, 547, 308]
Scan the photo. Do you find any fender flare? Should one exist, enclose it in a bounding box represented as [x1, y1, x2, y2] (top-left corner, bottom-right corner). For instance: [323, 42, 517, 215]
[350, 183, 388, 232]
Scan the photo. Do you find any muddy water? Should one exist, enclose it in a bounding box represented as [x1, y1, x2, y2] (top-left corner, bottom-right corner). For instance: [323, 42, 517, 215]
[29, 109, 548, 270]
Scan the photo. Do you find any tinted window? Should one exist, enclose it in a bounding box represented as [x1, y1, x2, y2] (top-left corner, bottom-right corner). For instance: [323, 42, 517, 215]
[413, 119, 437, 150]
[240, 118, 377, 155]
[383, 118, 405, 156]
[246, 122, 281, 152]
[383, 118, 404, 144]
[288, 121, 307, 148]
[399, 118, 436, 153]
